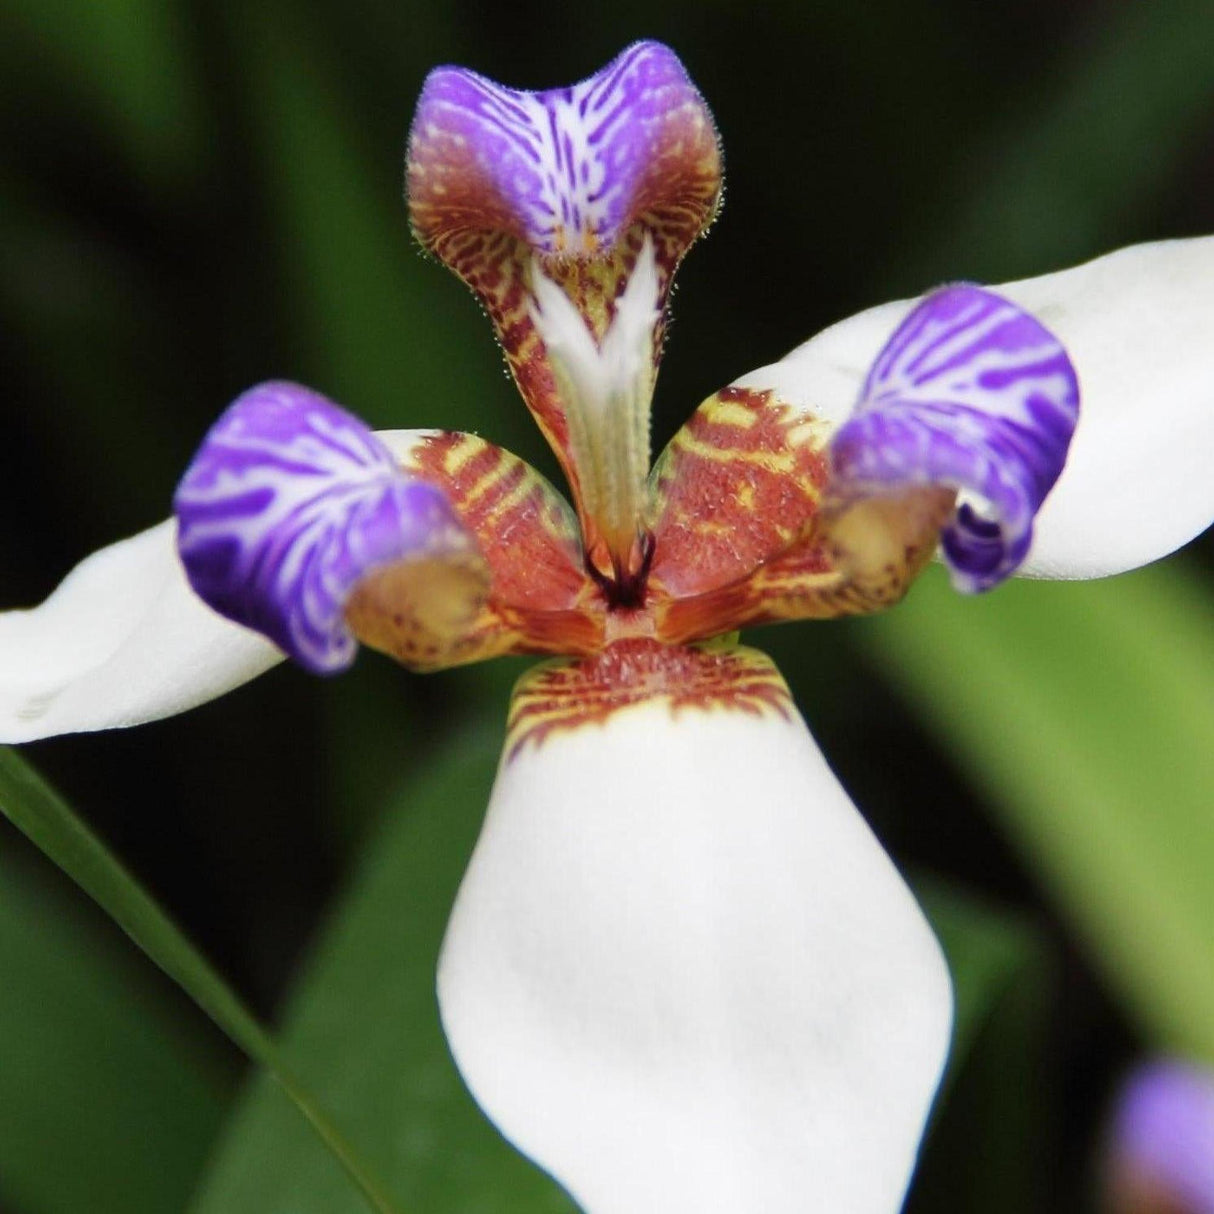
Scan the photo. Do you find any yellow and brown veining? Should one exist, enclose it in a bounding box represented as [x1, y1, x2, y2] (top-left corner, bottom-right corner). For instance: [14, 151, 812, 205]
[504, 637, 792, 758]
[647, 386, 831, 596]
[411, 224, 674, 535]
[347, 430, 609, 671]
[408, 431, 589, 610]
[346, 397, 953, 672]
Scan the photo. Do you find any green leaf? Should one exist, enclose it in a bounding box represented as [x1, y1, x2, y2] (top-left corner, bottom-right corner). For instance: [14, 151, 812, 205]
[0, 842, 230, 1214]
[0, 0, 207, 182]
[191, 724, 575, 1214]
[918, 878, 1050, 1084]
[861, 561, 1214, 1059]
[912, 879, 1053, 1213]
[0, 747, 405, 1214]
[889, 0, 1214, 287]
[232, 5, 508, 443]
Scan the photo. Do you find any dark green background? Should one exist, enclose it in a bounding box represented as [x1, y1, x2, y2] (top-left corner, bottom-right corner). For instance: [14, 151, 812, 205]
[0, 1, 1212, 1211]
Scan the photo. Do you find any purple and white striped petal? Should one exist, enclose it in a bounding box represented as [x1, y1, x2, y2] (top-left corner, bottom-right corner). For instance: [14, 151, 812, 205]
[1104, 1060, 1214, 1214]
[735, 238, 1214, 581]
[174, 382, 483, 674]
[408, 41, 721, 263]
[829, 285, 1078, 593]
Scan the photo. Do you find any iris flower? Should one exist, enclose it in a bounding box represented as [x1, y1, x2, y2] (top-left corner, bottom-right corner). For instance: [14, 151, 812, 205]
[2, 41, 1212, 1214]
[1103, 1060, 1214, 1214]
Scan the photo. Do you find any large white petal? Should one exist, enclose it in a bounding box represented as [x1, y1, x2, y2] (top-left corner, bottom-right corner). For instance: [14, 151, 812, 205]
[735, 237, 1214, 579]
[438, 695, 952, 1213]
[0, 520, 281, 743]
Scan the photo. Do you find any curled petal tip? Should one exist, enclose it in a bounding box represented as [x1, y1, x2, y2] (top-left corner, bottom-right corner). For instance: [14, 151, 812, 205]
[174, 381, 484, 674]
[737, 237, 1214, 583]
[829, 284, 1078, 593]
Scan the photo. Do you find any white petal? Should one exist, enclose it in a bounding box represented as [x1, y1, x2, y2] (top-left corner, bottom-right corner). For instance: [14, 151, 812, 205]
[735, 237, 1214, 579]
[438, 698, 952, 1213]
[373, 427, 436, 463]
[0, 520, 281, 743]
[0, 427, 439, 744]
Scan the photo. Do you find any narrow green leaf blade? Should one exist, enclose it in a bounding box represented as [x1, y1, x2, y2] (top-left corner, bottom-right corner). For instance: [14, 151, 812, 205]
[191, 725, 575, 1214]
[0, 747, 404, 1214]
[862, 562, 1214, 1058]
[0, 844, 230, 1214]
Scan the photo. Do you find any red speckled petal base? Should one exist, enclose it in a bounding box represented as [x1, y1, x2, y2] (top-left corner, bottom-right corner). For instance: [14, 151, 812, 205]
[504, 636, 792, 758]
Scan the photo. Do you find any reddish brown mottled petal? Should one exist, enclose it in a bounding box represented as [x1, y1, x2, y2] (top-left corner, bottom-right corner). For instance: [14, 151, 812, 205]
[504, 636, 792, 758]
[653, 489, 953, 644]
[647, 386, 830, 597]
[646, 386, 955, 643]
[346, 431, 606, 671]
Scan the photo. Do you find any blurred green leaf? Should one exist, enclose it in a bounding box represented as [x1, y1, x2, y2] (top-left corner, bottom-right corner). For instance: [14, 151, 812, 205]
[235, 4, 506, 440]
[920, 878, 1050, 1084]
[0, 748, 404, 1214]
[0, 185, 184, 523]
[913, 880, 1053, 1213]
[0, 845, 230, 1214]
[890, 0, 1214, 288]
[191, 724, 575, 1214]
[0, 0, 206, 181]
[863, 562, 1214, 1059]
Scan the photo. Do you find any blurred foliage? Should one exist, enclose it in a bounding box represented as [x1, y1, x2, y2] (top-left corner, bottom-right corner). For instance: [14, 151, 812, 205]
[0, 845, 231, 1214]
[0, 0, 1211, 1210]
[0, 749, 403, 1214]
[191, 726, 574, 1214]
[867, 564, 1214, 1061]
[913, 880, 1055, 1214]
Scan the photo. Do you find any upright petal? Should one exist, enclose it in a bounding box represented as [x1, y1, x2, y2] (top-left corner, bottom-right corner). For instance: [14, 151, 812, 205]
[0, 520, 280, 743]
[407, 43, 721, 515]
[734, 237, 1214, 580]
[175, 382, 488, 674]
[439, 638, 952, 1214]
[408, 42, 720, 269]
[394, 428, 607, 667]
[644, 288, 1075, 639]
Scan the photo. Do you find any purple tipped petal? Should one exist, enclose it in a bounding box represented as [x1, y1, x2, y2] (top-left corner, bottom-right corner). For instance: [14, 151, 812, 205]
[408, 41, 721, 262]
[829, 285, 1078, 593]
[1107, 1060, 1214, 1214]
[174, 382, 477, 674]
